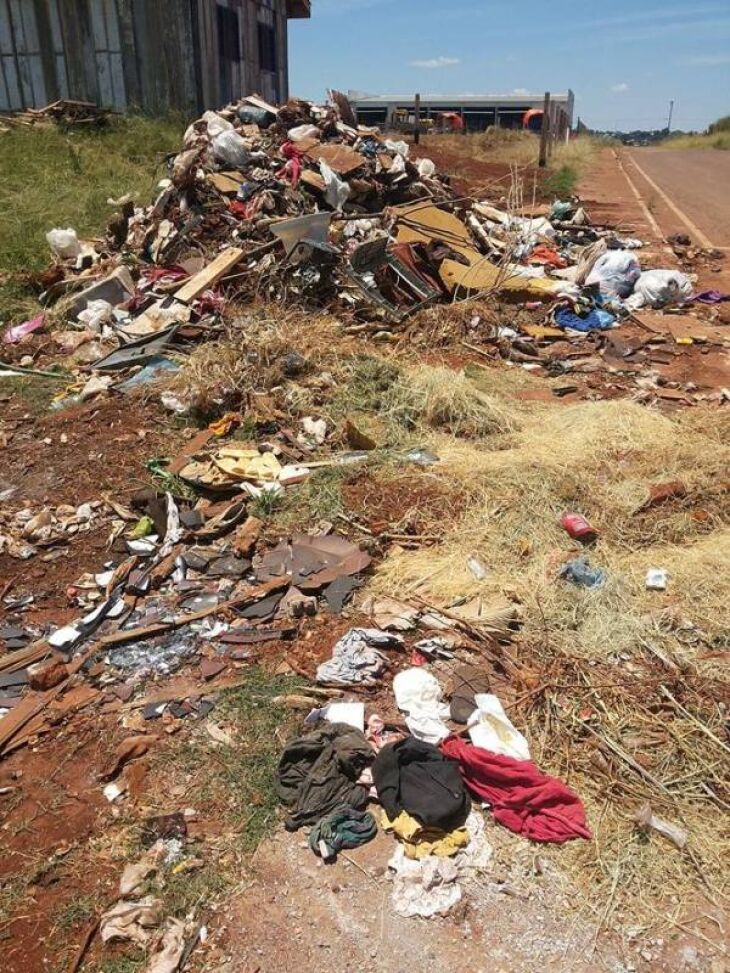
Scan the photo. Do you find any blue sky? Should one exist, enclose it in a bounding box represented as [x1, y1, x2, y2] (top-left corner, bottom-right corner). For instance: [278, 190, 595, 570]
[288, 0, 730, 131]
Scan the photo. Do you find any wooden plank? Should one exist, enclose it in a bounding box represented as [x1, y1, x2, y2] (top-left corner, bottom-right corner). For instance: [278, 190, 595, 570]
[115, 0, 140, 109]
[174, 247, 244, 303]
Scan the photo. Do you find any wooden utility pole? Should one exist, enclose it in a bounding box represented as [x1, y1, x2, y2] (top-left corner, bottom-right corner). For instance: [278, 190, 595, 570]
[414, 92, 421, 145]
[538, 91, 550, 167]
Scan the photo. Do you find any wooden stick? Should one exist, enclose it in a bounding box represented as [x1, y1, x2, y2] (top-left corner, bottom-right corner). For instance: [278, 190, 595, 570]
[660, 685, 730, 756]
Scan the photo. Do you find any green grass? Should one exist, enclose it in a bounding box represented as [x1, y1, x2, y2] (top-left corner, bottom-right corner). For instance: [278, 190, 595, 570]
[52, 894, 96, 930]
[544, 164, 579, 197]
[0, 375, 65, 413]
[151, 668, 301, 854]
[661, 131, 730, 150]
[0, 115, 182, 321]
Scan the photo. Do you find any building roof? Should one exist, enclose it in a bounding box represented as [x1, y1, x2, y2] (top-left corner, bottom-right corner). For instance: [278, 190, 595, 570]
[348, 92, 571, 105]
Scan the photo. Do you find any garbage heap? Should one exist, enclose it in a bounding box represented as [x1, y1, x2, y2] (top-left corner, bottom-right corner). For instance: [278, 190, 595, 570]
[26, 91, 705, 394]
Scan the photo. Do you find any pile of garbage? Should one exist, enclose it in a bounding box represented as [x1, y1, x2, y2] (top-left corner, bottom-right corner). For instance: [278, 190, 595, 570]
[5, 90, 717, 406]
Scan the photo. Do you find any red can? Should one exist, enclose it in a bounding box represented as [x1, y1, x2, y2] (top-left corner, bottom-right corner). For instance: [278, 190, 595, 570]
[560, 512, 598, 542]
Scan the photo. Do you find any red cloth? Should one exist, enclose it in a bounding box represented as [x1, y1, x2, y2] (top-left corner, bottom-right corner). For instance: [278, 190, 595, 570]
[440, 736, 591, 844]
[528, 245, 568, 269]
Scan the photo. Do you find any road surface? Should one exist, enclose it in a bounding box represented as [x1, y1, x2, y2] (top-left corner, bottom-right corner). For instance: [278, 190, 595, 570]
[624, 147, 730, 247]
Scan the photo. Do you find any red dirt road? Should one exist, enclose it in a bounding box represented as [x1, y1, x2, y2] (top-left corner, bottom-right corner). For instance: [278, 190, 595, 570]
[624, 147, 730, 247]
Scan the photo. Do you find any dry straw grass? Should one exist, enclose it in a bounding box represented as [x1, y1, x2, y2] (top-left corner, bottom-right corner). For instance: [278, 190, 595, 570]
[385, 364, 519, 438]
[370, 388, 729, 934]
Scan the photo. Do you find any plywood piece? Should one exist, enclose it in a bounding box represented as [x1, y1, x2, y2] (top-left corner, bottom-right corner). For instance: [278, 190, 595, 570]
[440, 258, 560, 299]
[207, 172, 243, 194]
[306, 142, 364, 175]
[635, 311, 728, 345]
[300, 169, 326, 192]
[522, 324, 565, 339]
[175, 247, 244, 303]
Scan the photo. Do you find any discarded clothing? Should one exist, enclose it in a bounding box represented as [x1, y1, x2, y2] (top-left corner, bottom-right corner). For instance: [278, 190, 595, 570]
[276, 722, 374, 830]
[316, 628, 400, 685]
[393, 667, 450, 743]
[100, 896, 163, 946]
[559, 557, 606, 589]
[447, 664, 491, 724]
[388, 845, 462, 919]
[373, 737, 470, 832]
[382, 810, 469, 859]
[441, 736, 591, 844]
[145, 918, 186, 973]
[554, 306, 616, 332]
[689, 290, 729, 304]
[309, 805, 377, 860]
[467, 694, 530, 761]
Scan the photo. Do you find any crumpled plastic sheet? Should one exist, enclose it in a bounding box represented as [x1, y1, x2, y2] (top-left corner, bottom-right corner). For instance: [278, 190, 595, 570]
[316, 628, 402, 685]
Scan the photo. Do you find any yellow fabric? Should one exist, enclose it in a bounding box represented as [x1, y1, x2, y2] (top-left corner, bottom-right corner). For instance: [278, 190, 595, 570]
[381, 810, 469, 860]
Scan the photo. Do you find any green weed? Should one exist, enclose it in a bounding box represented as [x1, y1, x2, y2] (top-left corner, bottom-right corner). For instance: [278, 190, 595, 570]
[544, 164, 578, 198]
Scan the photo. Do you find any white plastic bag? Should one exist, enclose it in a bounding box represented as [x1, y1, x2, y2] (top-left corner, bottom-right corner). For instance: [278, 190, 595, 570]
[624, 269, 692, 310]
[585, 250, 641, 298]
[288, 123, 320, 142]
[319, 159, 350, 210]
[417, 158, 436, 178]
[385, 139, 409, 158]
[77, 299, 113, 333]
[467, 693, 530, 760]
[202, 110, 234, 138]
[211, 130, 251, 168]
[46, 227, 81, 260]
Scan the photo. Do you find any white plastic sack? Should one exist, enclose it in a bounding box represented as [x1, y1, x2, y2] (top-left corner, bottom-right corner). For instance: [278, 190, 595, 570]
[417, 158, 436, 178]
[467, 693, 530, 760]
[384, 139, 409, 158]
[624, 269, 693, 310]
[319, 159, 350, 210]
[211, 130, 251, 168]
[393, 667, 450, 744]
[77, 299, 113, 333]
[288, 123, 320, 142]
[47, 227, 81, 259]
[585, 250, 641, 298]
[202, 110, 234, 138]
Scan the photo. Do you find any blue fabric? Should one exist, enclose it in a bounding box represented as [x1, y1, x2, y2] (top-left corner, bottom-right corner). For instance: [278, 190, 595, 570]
[554, 307, 616, 333]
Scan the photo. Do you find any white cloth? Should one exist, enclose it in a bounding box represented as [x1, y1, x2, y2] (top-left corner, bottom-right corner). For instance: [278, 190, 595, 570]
[467, 693, 530, 761]
[393, 667, 450, 744]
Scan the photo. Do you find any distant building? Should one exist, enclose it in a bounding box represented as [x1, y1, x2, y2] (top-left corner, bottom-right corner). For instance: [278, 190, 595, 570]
[349, 91, 574, 133]
[0, 0, 311, 115]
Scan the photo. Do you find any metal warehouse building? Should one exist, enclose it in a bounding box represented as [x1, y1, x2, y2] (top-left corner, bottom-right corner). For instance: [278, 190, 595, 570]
[0, 0, 310, 115]
[349, 91, 575, 133]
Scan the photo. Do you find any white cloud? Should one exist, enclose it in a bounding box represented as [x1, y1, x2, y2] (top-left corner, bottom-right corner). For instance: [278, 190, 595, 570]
[512, 87, 531, 96]
[678, 52, 730, 65]
[611, 82, 630, 93]
[409, 56, 461, 69]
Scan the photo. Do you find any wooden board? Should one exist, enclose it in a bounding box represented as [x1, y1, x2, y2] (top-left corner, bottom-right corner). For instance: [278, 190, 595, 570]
[306, 142, 364, 175]
[207, 172, 243, 194]
[175, 247, 244, 303]
[635, 311, 728, 345]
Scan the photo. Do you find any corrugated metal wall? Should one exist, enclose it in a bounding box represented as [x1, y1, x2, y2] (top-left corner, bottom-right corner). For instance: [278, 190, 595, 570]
[0, 0, 291, 114]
